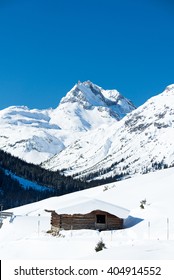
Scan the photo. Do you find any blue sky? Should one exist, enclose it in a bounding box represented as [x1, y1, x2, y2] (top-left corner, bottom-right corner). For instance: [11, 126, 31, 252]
[0, 0, 174, 109]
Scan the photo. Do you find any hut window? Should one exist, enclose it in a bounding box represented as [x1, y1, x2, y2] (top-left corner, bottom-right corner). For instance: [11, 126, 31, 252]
[96, 214, 106, 224]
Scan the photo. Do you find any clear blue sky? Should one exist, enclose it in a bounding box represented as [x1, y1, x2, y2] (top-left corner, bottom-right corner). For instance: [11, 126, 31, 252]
[0, 0, 174, 109]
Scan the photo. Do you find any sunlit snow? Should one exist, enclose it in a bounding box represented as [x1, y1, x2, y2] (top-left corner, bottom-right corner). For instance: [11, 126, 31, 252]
[0, 167, 174, 259]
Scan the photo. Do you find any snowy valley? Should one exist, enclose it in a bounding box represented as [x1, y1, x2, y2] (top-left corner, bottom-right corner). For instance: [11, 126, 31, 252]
[1, 167, 174, 259]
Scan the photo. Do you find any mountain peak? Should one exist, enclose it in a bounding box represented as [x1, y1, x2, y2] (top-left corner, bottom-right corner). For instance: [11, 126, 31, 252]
[78, 80, 97, 87]
[49, 80, 136, 131]
[60, 80, 105, 107]
[60, 80, 136, 116]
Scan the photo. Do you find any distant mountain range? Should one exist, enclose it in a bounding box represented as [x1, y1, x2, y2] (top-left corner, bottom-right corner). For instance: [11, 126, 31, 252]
[1, 81, 174, 182]
[0, 81, 135, 164]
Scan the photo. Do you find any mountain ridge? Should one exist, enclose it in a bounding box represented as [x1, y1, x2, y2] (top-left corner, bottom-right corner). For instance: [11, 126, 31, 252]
[0, 81, 174, 182]
[43, 84, 174, 180]
[0, 81, 135, 164]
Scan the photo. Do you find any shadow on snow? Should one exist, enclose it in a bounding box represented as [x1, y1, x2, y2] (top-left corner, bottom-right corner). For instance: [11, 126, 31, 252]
[124, 215, 144, 228]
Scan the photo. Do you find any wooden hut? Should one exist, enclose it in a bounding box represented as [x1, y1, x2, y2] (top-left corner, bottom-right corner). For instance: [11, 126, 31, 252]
[45, 198, 129, 233]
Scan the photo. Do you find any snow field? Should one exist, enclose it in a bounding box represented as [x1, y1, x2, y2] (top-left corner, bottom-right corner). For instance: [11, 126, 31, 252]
[1, 167, 174, 259]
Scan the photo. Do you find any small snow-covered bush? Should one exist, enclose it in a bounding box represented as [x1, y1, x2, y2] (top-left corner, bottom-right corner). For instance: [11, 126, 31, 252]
[95, 239, 106, 252]
[46, 229, 64, 237]
[140, 199, 147, 209]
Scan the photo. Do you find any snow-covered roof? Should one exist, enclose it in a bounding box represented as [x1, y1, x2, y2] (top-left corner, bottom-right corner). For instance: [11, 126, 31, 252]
[52, 198, 130, 219]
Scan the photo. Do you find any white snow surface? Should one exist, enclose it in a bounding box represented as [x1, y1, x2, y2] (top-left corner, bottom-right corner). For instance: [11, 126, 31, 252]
[48, 197, 129, 218]
[1, 167, 174, 259]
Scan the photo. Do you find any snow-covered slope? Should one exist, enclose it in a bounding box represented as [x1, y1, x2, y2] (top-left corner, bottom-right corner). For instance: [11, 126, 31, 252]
[0, 106, 66, 164]
[43, 85, 174, 179]
[1, 167, 174, 259]
[0, 81, 134, 164]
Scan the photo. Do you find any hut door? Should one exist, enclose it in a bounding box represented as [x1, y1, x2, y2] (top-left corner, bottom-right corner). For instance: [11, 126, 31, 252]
[96, 214, 107, 230]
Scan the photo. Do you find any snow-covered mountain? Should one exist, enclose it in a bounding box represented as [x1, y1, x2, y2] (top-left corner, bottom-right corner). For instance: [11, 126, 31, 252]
[1, 81, 174, 182]
[49, 80, 135, 131]
[0, 81, 135, 164]
[0, 106, 66, 164]
[43, 84, 174, 180]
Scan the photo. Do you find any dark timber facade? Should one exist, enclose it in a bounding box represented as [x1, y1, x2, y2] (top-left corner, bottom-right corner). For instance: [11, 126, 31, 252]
[46, 209, 124, 232]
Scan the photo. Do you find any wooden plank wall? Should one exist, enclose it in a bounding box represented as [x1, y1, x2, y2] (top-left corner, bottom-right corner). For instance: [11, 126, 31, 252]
[50, 210, 123, 231]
